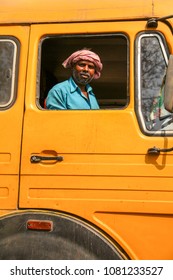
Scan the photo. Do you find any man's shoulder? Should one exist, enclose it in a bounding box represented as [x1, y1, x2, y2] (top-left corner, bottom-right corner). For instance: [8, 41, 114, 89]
[51, 79, 70, 91]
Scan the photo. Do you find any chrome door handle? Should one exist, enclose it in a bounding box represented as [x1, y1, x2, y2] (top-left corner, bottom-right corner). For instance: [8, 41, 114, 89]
[30, 155, 63, 163]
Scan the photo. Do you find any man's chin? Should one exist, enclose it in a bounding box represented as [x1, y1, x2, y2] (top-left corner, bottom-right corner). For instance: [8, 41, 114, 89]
[80, 76, 94, 85]
[75, 78, 91, 85]
[72, 74, 93, 85]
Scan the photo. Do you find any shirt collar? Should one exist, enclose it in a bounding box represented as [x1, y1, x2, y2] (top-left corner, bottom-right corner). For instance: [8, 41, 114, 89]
[69, 77, 94, 95]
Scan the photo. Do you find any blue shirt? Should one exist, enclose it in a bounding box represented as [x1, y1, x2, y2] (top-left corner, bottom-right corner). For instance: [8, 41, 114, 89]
[46, 77, 99, 110]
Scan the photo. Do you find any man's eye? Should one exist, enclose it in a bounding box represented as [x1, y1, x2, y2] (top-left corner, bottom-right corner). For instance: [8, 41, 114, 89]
[78, 63, 85, 67]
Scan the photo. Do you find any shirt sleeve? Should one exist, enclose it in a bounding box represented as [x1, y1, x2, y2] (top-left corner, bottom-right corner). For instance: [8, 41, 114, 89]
[46, 87, 67, 110]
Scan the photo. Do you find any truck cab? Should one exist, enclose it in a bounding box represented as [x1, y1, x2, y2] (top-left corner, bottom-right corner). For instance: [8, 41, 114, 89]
[1, 0, 173, 260]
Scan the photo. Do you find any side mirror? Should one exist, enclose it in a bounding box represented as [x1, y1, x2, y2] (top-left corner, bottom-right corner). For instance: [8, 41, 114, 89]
[164, 54, 173, 112]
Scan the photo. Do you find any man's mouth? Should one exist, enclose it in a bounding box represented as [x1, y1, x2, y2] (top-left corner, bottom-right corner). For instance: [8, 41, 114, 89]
[80, 72, 90, 79]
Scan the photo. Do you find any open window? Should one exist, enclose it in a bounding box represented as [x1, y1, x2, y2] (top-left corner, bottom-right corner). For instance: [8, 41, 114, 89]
[39, 34, 129, 109]
[135, 32, 173, 135]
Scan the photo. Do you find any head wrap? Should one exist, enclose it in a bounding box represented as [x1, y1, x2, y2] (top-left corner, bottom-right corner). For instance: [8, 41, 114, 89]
[62, 49, 103, 79]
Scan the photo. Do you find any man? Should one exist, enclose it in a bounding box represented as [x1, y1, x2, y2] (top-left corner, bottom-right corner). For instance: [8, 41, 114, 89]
[46, 49, 103, 110]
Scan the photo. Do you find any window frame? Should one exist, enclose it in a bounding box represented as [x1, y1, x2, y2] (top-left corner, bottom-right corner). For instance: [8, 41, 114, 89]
[135, 31, 170, 136]
[0, 36, 20, 110]
[37, 33, 129, 110]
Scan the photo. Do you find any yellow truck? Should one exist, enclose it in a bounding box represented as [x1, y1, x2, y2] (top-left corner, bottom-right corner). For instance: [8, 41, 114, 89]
[1, 0, 173, 259]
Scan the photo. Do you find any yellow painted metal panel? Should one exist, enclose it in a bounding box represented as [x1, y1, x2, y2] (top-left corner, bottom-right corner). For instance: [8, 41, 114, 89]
[0, 26, 29, 210]
[0, 176, 19, 209]
[0, 0, 153, 23]
[0, 26, 29, 175]
[20, 175, 173, 259]
[1, 0, 173, 25]
[20, 175, 173, 215]
[94, 212, 173, 260]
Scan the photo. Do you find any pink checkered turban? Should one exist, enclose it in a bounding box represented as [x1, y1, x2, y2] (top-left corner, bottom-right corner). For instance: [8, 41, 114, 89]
[62, 49, 103, 79]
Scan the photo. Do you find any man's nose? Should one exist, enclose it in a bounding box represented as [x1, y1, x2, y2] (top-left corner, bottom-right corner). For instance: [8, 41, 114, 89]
[83, 65, 89, 71]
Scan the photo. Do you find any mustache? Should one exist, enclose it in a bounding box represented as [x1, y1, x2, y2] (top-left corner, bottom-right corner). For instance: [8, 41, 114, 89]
[80, 71, 91, 78]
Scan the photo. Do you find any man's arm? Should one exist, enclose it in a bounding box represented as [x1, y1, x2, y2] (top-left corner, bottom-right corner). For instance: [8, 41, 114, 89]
[46, 88, 67, 110]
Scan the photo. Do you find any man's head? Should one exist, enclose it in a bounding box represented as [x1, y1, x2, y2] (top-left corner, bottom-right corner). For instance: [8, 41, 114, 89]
[72, 60, 96, 85]
[62, 49, 103, 85]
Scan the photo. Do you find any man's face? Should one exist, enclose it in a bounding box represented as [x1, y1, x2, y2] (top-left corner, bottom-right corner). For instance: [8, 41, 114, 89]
[72, 60, 96, 85]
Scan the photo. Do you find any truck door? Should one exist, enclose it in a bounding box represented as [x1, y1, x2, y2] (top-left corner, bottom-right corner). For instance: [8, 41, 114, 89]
[20, 22, 131, 213]
[0, 26, 29, 210]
